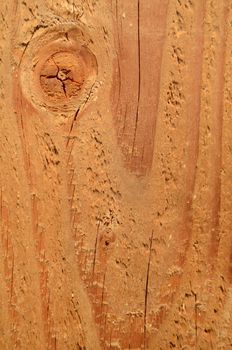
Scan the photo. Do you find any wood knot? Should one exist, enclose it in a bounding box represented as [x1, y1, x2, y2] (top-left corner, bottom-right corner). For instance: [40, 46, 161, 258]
[40, 52, 85, 101]
[20, 25, 98, 115]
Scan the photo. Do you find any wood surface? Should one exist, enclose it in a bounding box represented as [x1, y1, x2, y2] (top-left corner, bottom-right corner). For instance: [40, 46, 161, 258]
[1, 0, 232, 349]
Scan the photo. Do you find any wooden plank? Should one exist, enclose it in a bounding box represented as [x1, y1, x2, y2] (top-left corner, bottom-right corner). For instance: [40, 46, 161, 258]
[1, 0, 232, 349]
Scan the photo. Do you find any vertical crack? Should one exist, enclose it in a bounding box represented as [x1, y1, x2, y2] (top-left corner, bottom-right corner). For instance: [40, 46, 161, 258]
[92, 220, 100, 283]
[100, 270, 106, 317]
[115, 0, 122, 124]
[144, 230, 154, 349]
[61, 80, 67, 97]
[132, 0, 141, 157]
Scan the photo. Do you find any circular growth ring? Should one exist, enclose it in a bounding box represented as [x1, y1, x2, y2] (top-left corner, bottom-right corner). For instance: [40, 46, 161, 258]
[20, 24, 98, 114]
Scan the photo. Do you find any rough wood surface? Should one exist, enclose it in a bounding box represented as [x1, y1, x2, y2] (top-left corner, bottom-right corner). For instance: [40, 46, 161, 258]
[1, 1, 232, 349]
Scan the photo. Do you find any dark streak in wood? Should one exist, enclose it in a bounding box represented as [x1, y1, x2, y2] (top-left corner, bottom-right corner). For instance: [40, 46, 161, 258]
[144, 230, 154, 349]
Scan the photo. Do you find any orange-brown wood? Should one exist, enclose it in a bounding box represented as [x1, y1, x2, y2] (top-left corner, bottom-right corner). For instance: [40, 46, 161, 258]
[1, 1, 232, 349]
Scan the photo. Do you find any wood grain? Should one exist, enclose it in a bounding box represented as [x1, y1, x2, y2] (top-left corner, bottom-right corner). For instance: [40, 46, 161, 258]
[1, 0, 232, 349]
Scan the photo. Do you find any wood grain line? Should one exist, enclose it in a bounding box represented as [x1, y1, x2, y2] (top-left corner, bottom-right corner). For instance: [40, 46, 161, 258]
[112, 0, 169, 175]
[208, 1, 229, 266]
[157, 0, 206, 329]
